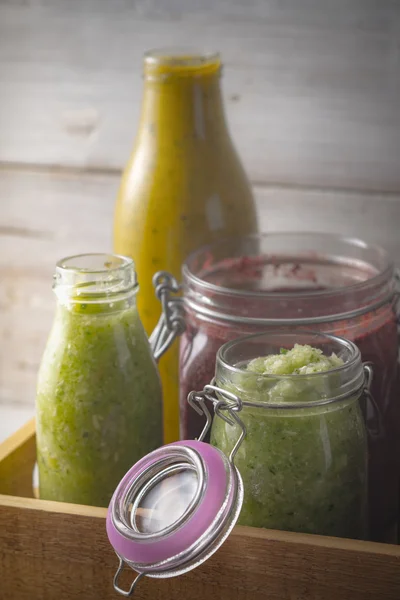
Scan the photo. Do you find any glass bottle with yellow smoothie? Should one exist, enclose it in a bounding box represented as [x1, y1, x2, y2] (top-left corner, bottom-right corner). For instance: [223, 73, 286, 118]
[113, 49, 258, 442]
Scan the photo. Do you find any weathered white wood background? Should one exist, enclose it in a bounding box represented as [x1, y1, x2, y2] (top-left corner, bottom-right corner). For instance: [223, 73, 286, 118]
[1, 0, 400, 440]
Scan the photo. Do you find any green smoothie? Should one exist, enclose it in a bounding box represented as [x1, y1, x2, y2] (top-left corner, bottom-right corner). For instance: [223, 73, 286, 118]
[36, 297, 163, 507]
[211, 344, 368, 539]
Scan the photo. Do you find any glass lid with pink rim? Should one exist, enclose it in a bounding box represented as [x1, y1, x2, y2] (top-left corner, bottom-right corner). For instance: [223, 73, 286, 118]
[106, 411, 244, 596]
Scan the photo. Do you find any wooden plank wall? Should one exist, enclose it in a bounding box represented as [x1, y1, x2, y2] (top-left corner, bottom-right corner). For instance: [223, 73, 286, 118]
[1, 0, 400, 429]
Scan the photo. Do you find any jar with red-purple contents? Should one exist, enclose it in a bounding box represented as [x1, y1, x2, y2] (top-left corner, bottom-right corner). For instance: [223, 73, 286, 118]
[177, 233, 400, 545]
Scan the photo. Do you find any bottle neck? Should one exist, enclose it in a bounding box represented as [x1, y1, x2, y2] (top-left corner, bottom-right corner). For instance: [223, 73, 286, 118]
[138, 51, 230, 141]
[56, 295, 137, 315]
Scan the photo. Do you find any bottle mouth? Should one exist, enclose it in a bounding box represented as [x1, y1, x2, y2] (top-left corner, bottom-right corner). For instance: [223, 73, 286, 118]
[144, 48, 221, 78]
[56, 253, 133, 273]
[54, 253, 138, 302]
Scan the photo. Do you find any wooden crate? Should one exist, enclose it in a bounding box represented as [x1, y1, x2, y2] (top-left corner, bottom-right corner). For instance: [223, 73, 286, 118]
[1, 421, 400, 600]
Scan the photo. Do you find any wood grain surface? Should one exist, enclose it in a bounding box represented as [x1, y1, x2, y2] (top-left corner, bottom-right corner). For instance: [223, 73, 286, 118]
[0, 0, 400, 192]
[0, 419, 35, 497]
[1, 492, 400, 600]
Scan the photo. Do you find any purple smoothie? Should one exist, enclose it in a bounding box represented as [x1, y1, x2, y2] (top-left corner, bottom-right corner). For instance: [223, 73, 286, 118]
[179, 234, 399, 543]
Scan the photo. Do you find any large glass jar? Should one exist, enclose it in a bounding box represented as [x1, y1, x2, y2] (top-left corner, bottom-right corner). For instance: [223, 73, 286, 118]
[36, 254, 163, 507]
[113, 49, 258, 444]
[178, 233, 399, 543]
[209, 331, 368, 539]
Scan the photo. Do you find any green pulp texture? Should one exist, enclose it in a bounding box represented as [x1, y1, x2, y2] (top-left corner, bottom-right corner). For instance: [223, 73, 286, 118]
[36, 298, 163, 507]
[247, 344, 344, 375]
[211, 346, 368, 539]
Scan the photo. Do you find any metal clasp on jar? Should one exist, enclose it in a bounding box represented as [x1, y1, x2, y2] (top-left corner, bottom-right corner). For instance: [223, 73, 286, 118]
[188, 381, 247, 464]
[363, 362, 382, 437]
[149, 271, 186, 361]
[394, 269, 400, 357]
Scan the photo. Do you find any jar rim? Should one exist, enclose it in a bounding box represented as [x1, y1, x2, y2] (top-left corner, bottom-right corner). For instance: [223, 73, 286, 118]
[217, 329, 361, 381]
[214, 330, 366, 409]
[183, 232, 393, 301]
[182, 232, 395, 324]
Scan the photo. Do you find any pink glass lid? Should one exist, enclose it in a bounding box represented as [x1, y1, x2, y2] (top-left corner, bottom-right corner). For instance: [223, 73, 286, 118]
[106, 440, 243, 594]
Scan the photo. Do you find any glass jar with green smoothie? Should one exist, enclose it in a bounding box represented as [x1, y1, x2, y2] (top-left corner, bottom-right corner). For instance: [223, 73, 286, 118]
[36, 254, 166, 507]
[191, 331, 369, 540]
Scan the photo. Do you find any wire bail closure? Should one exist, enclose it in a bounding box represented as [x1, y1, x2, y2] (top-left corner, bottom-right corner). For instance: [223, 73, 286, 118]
[149, 271, 186, 361]
[363, 362, 382, 436]
[113, 559, 144, 597]
[187, 381, 247, 464]
[394, 269, 400, 347]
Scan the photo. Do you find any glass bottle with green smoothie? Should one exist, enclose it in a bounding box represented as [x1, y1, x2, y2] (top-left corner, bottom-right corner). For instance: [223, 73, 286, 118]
[36, 254, 163, 507]
[208, 331, 369, 539]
